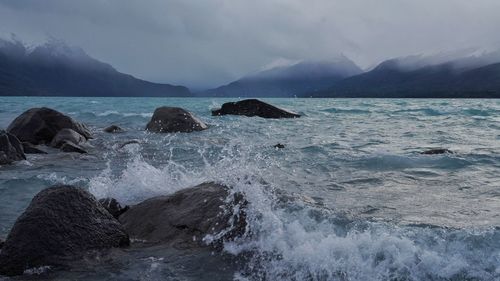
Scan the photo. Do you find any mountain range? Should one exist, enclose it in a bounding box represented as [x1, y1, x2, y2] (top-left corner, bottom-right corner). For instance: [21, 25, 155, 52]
[1, 37, 499, 98]
[201, 57, 362, 97]
[0, 38, 190, 97]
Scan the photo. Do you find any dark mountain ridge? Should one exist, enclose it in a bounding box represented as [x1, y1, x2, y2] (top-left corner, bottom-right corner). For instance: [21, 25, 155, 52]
[307, 57, 500, 98]
[0, 39, 190, 97]
[201, 57, 362, 97]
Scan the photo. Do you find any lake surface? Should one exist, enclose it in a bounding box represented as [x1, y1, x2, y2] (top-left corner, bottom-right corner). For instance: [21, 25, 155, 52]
[1, 97, 500, 280]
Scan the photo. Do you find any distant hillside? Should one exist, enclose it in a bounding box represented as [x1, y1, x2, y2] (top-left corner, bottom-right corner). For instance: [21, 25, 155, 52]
[0, 39, 190, 97]
[202, 57, 362, 97]
[307, 56, 500, 98]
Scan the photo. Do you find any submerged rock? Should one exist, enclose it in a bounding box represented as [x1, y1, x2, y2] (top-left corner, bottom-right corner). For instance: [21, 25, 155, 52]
[146, 107, 208, 133]
[118, 140, 140, 149]
[0, 130, 26, 165]
[119, 182, 246, 249]
[421, 148, 453, 155]
[99, 198, 129, 219]
[22, 142, 48, 154]
[212, 99, 301, 119]
[104, 125, 124, 133]
[7, 107, 91, 145]
[274, 143, 285, 149]
[60, 142, 87, 154]
[0, 185, 129, 276]
[50, 128, 86, 148]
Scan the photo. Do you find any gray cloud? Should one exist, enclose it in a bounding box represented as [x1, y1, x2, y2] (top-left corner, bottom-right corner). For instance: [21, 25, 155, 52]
[1, 0, 499, 89]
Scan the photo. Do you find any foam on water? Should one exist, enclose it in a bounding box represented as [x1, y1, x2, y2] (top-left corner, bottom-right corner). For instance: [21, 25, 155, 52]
[1, 97, 500, 280]
[87, 139, 500, 281]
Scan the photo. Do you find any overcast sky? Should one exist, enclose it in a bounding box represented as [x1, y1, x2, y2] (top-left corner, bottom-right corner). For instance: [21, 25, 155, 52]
[1, 0, 499, 89]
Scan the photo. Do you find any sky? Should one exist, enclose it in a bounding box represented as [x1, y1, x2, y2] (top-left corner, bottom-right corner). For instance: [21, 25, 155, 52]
[1, 0, 500, 89]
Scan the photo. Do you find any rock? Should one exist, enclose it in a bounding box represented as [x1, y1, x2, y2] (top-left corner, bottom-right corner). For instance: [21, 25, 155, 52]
[7, 107, 91, 145]
[104, 125, 124, 133]
[274, 143, 285, 149]
[421, 148, 453, 155]
[0, 130, 26, 165]
[146, 107, 208, 133]
[0, 185, 129, 276]
[50, 128, 86, 148]
[212, 99, 300, 119]
[0, 239, 4, 249]
[22, 142, 48, 154]
[119, 182, 246, 249]
[118, 140, 140, 149]
[99, 198, 129, 219]
[60, 142, 87, 154]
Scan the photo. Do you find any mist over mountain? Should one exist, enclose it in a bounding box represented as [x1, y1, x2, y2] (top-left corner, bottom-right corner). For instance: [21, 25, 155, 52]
[201, 57, 362, 97]
[306, 53, 500, 98]
[0, 38, 190, 97]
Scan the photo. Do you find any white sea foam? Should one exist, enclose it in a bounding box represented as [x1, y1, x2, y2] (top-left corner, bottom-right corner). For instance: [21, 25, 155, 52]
[87, 140, 500, 280]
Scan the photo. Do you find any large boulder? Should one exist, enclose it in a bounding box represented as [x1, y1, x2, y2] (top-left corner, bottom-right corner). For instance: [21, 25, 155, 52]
[7, 107, 92, 145]
[0, 130, 26, 165]
[212, 99, 300, 119]
[146, 107, 208, 133]
[0, 185, 129, 276]
[50, 128, 86, 148]
[99, 198, 129, 219]
[119, 182, 246, 249]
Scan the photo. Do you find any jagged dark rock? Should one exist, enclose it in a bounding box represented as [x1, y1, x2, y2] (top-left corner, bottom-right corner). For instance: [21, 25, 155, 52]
[22, 142, 48, 154]
[212, 99, 300, 118]
[7, 107, 91, 145]
[50, 128, 86, 148]
[146, 107, 208, 133]
[119, 182, 246, 249]
[103, 125, 124, 133]
[0, 130, 26, 165]
[99, 198, 129, 219]
[421, 148, 453, 155]
[60, 142, 87, 154]
[0, 185, 129, 276]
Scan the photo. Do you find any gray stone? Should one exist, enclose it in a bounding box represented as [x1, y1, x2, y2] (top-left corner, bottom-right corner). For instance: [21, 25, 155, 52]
[60, 142, 87, 154]
[7, 107, 91, 145]
[0, 185, 129, 276]
[22, 142, 48, 154]
[421, 148, 453, 155]
[119, 182, 246, 249]
[212, 99, 300, 119]
[50, 128, 86, 148]
[99, 198, 129, 219]
[146, 107, 208, 133]
[0, 130, 26, 165]
[104, 125, 124, 133]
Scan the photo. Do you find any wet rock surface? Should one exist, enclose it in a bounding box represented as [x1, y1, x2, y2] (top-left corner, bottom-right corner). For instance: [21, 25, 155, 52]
[146, 107, 208, 133]
[7, 107, 91, 145]
[212, 99, 301, 119]
[60, 142, 87, 154]
[22, 142, 48, 154]
[120, 182, 246, 249]
[421, 148, 453, 155]
[99, 198, 129, 219]
[0, 130, 26, 165]
[104, 125, 124, 133]
[50, 128, 87, 148]
[0, 185, 129, 276]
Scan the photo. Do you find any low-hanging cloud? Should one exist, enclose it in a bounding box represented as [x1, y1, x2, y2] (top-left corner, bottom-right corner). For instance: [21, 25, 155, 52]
[1, 0, 499, 89]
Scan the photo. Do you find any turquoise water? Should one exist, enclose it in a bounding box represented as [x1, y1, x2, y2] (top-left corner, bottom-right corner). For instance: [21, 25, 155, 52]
[1, 97, 500, 280]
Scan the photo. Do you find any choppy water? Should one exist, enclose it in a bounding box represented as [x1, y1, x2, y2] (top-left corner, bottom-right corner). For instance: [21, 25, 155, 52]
[1, 97, 500, 281]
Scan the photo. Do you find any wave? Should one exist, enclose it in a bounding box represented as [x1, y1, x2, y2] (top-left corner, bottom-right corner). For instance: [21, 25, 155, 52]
[87, 142, 499, 281]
